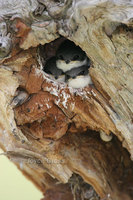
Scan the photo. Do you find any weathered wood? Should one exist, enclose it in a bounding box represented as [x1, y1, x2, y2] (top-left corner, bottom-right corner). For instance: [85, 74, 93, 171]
[0, 0, 133, 199]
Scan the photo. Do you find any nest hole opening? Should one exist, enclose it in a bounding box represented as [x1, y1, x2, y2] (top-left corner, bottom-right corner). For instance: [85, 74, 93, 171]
[39, 37, 93, 89]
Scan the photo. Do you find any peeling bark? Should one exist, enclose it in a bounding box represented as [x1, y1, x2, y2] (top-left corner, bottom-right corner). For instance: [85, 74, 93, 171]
[0, 0, 133, 200]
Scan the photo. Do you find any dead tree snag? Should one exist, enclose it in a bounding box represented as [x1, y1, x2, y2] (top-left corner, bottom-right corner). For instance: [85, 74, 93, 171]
[0, 0, 133, 199]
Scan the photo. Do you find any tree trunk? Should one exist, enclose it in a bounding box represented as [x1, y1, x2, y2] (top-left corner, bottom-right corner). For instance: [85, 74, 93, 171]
[0, 0, 133, 199]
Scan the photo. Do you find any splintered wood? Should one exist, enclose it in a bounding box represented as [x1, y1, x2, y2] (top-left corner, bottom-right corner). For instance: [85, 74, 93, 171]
[0, 0, 133, 200]
[0, 48, 131, 199]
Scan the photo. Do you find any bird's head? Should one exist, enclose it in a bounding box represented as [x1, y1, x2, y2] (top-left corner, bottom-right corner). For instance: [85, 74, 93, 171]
[56, 40, 88, 72]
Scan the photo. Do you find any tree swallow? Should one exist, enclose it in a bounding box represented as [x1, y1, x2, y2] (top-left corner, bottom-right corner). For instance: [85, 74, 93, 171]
[65, 65, 92, 88]
[43, 56, 65, 82]
[56, 40, 88, 72]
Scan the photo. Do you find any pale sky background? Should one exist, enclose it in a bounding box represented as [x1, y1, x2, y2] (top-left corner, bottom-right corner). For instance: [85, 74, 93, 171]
[0, 149, 43, 200]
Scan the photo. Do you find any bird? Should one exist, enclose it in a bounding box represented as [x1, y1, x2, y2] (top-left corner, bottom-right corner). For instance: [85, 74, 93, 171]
[65, 65, 92, 88]
[56, 40, 92, 88]
[43, 56, 65, 82]
[56, 40, 89, 72]
[65, 65, 89, 80]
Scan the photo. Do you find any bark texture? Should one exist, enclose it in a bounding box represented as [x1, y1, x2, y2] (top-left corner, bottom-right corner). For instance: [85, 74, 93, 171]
[0, 0, 133, 200]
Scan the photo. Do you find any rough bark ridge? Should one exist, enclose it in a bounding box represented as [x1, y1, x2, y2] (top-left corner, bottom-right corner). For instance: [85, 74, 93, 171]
[0, 0, 133, 200]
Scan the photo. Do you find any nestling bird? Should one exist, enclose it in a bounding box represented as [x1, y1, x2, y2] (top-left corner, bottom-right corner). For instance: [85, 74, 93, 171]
[65, 65, 92, 88]
[56, 40, 92, 88]
[43, 56, 65, 82]
[56, 40, 88, 72]
[43, 40, 92, 88]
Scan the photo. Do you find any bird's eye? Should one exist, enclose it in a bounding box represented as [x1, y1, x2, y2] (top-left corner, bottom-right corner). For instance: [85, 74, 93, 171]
[58, 55, 64, 60]
[79, 71, 85, 76]
[73, 55, 80, 60]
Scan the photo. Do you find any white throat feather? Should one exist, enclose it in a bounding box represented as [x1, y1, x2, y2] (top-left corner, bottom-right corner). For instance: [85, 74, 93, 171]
[56, 58, 88, 72]
[68, 74, 92, 88]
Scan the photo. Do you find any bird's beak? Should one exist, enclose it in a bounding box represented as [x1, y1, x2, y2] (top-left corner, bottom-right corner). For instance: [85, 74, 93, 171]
[65, 60, 70, 64]
[65, 75, 69, 82]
